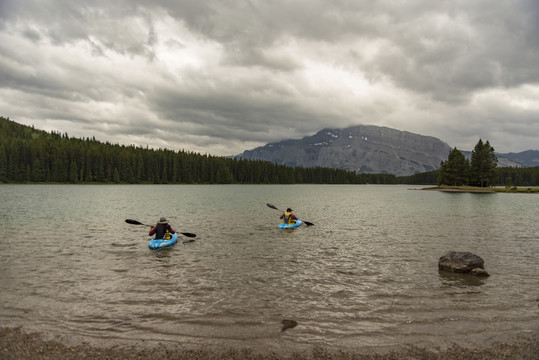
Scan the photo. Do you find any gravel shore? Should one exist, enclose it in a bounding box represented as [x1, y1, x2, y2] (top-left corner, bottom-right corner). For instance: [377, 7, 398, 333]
[1, 327, 537, 360]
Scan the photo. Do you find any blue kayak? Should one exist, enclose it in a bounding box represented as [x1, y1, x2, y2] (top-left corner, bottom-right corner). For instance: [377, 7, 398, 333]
[148, 232, 178, 250]
[277, 219, 303, 229]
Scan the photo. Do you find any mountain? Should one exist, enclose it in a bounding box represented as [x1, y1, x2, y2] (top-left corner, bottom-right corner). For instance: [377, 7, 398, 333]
[239, 125, 539, 176]
[239, 125, 453, 176]
[498, 150, 539, 167]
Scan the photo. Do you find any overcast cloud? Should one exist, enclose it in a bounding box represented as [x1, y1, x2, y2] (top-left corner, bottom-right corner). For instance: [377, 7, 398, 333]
[1, 0, 538, 155]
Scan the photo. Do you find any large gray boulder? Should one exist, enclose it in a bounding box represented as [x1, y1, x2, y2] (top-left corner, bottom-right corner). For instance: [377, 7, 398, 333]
[438, 251, 490, 277]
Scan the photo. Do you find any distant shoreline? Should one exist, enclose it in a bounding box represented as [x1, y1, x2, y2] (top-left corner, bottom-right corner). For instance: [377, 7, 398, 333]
[422, 186, 539, 194]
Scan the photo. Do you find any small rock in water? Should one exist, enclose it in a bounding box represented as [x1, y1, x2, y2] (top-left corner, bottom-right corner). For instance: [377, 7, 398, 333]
[281, 319, 298, 332]
[438, 251, 490, 277]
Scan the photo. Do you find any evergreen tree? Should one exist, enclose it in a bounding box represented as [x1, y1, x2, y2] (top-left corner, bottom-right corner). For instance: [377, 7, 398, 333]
[0, 147, 7, 182]
[438, 147, 469, 186]
[85, 157, 93, 182]
[470, 139, 498, 187]
[69, 160, 79, 183]
[113, 168, 121, 183]
[31, 158, 45, 182]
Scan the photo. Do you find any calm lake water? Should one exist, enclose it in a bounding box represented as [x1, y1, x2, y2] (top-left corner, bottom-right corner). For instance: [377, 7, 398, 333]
[0, 184, 537, 353]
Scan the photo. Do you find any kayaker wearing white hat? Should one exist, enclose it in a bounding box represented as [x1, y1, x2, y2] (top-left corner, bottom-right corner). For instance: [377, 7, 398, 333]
[149, 217, 176, 239]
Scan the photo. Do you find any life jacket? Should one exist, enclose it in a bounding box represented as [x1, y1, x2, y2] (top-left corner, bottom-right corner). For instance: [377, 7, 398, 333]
[283, 212, 295, 224]
[154, 224, 169, 239]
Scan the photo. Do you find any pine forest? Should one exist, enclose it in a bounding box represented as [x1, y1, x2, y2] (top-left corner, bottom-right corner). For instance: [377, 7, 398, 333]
[1, 117, 537, 186]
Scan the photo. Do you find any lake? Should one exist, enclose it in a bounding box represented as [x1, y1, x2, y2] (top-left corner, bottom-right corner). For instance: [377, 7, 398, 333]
[0, 184, 537, 354]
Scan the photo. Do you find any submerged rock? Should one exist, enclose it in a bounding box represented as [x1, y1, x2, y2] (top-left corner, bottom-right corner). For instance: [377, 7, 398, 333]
[281, 319, 298, 332]
[438, 251, 490, 277]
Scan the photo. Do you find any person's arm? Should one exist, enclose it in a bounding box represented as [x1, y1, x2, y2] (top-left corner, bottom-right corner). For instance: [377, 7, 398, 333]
[149, 225, 156, 236]
[280, 214, 284, 219]
[168, 225, 176, 234]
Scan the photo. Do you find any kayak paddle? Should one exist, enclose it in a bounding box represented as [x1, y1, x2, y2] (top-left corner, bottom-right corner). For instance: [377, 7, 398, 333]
[125, 219, 151, 226]
[265, 204, 314, 226]
[125, 219, 197, 237]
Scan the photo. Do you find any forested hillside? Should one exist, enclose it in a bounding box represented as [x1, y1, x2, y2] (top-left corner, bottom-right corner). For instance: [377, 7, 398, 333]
[2, 117, 537, 185]
[0, 117, 396, 184]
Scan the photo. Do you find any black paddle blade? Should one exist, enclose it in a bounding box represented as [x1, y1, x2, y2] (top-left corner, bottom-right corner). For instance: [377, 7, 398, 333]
[304, 221, 314, 226]
[125, 219, 143, 225]
[266, 203, 279, 210]
[126, 219, 152, 226]
[180, 232, 196, 238]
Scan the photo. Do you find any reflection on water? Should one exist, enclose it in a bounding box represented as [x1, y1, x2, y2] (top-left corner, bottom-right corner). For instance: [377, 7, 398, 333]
[0, 184, 537, 353]
[438, 271, 487, 287]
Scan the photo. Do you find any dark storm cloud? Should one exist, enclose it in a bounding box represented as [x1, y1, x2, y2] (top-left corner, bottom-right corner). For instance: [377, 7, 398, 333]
[1, 0, 538, 155]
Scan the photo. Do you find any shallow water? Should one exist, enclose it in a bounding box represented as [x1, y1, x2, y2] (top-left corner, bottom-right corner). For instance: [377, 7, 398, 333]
[0, 184, 537, 353]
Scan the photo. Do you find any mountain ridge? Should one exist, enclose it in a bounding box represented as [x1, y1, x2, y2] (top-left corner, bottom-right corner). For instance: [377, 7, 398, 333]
[239, 125, 538, 176]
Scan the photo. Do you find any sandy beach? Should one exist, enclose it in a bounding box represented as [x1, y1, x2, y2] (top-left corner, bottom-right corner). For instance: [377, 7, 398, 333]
[1, 327, 537, 360]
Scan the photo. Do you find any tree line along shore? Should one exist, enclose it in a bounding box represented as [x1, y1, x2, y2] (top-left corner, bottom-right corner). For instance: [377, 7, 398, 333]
[424, 186, 539, 194]
[1, 117, 538, 186]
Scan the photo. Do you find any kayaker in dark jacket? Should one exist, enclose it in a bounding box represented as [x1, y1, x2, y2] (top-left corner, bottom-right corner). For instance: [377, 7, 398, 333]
[149, 217, 176, 239]
[280, 208, 298, 225]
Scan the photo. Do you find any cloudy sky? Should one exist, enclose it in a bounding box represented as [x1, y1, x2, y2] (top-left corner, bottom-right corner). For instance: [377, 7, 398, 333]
[1, 0, 538, 155]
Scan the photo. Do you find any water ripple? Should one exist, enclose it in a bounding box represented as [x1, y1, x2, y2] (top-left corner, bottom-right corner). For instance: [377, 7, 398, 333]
[0, 184, 537, 352]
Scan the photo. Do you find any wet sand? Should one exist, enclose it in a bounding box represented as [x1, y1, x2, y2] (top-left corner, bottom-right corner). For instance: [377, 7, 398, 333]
[1, 327, 537, 360]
